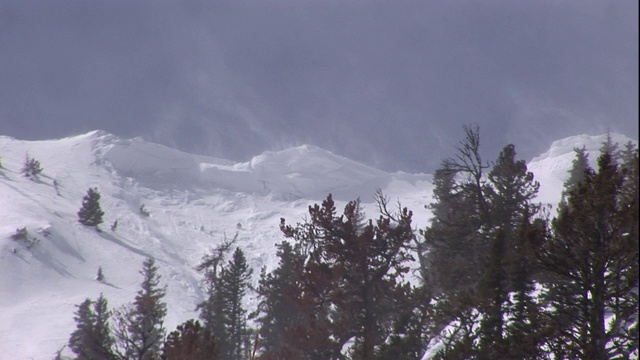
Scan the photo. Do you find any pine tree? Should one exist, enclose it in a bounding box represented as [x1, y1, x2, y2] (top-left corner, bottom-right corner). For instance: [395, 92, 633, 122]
[68, 294, 116, 360]
[97, 266, 105, 282]
[69, 299, 96, 359]
[599, 131, 621, 164]
[254, 241, 307, 359]
[162, 319, 218, 360]
[279, 193, 416, 359]
[422, 125, 489, 299]
[477, 143, 541, 357]
[78, 187, 105, 228]
[114, 258, 167, 360]
[21, 153, 43, 178]
[420, 126, 490, 359]
[196, 234, 237, 356]
[422, 129, 546, 358]
[538, 151, 639, 358]
[220, 247, 252, 360]
[562, 146, 590, 199]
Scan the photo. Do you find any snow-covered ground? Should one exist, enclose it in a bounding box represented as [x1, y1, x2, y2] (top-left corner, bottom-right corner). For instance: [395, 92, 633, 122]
[0, 130, 634, 359]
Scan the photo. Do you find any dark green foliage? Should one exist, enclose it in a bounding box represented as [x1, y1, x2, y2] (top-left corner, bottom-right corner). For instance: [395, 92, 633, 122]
[422, 126, 489, 300]
[253, 241, 308, 359]
[478, 143, 541, 357]
[162, 319, 218, 360]
[220, 247, 252, 360]
[78, 187, 105, 227]
[599, 131, 621, 164]
[538, 151, 639, 358]
[22, 153, 43, 177]
[562, 146, 590, 199]
[114, 258, 167, 360]
[423, 128, 545, 358]
[374, 286, 435, 359]
[68, 294, 116, 360]
[97, 266, 105, 282]
[278, 193, 416, 359]
[195, 236, 252, 360]
[11, 226, 40, 249]
[11, 227, 28, 241]
[196, 234, 236, 357]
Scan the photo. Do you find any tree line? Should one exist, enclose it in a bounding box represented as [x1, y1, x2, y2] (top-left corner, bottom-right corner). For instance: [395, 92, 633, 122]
[64, 127, 638, 359]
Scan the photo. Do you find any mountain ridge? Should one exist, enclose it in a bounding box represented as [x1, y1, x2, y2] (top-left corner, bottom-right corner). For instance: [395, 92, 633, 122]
[0, 130, 635, 359]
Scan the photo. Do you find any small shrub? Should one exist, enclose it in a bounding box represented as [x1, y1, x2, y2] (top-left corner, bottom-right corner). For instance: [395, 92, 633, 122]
[11, 227, 40, 249]
[11, 227, 28, 241]
[22, 154, 43, 177]
[96, 266, 105, 282]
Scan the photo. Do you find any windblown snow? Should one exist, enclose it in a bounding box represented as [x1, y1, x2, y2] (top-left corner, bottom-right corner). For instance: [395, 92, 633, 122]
[0, 130, 634, 359]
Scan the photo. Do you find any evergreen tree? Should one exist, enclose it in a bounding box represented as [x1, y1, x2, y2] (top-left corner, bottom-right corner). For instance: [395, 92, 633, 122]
[22, 153, 43, 177]
[562, 146, 590, 199]
[97, 266, 105, 282]
[162, 319, 218, 360]
[78, 187, 105, 228]
[503, 208, 546, 359]
[478, 143, 541, 357]
[538, 151, 639, 358]
[420, 126, 490, 359]
[422, 126, 490, 296]
[196, 234, 237, 356]
[220, 247, 252, 360]
[422, 129, 546, 358]
[279, 193, 416, 359]
[254, 241, 307, 359]
[599, 131, 621, 164]
[69, 299, 96, 360]
[114, 258, 167, 360]
[68, 294, 116, 360]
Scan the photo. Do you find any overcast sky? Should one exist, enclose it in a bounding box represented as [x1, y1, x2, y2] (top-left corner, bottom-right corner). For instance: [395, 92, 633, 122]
[1, 0, 637, 172]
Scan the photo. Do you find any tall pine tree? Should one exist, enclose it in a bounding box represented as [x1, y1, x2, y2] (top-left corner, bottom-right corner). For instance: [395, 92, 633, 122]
[254, 241, 307, 359]
[114, 257, 167, 360]
[196, 234, 237, 357]
[538, 150, 639, 358]
[279, 193, 415, 359]
[220, 247, 252, 360]
[68, 294, 116, 360]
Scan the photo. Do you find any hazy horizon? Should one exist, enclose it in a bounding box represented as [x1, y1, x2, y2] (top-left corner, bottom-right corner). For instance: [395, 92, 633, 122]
[1, 1, 637, 172]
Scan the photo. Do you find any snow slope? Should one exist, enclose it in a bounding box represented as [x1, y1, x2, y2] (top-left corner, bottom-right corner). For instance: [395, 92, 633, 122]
[0, 130, 634, 359]
[527, 133, 635, 209]
[0, 131, 431, 359]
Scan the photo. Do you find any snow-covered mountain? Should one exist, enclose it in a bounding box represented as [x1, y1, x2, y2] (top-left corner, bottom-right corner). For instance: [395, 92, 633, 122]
[0, 130, 635, 359]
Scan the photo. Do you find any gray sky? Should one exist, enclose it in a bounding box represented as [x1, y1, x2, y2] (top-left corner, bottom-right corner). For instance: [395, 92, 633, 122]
[1, 0, 637, 172]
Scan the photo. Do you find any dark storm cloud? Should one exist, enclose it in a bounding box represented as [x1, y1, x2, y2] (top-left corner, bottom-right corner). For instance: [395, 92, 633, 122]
[1, 0, 637, 172]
